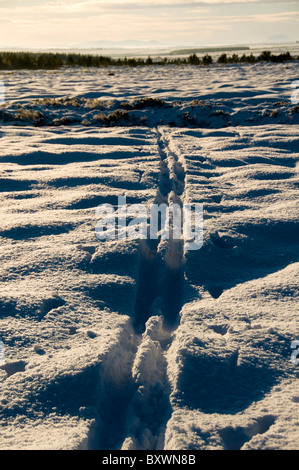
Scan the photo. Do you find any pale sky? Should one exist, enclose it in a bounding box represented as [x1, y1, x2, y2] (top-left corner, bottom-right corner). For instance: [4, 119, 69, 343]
[0, 0, 298, 49]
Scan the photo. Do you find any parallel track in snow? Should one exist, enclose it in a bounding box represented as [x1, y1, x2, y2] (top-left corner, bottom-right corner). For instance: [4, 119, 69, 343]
[96, 128, 188, 450]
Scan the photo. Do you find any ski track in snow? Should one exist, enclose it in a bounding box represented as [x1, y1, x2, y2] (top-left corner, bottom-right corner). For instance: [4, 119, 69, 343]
[98, 127, 187, 450]
[0, 63, 298, 450]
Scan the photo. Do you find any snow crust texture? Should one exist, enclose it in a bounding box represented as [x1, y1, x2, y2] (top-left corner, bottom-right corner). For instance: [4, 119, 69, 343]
[0, 63, 298, 450]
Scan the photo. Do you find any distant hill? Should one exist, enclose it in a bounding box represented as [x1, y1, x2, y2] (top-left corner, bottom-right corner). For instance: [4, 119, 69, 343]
[76, 39, 166, 49]
[267, 35, 291, 43]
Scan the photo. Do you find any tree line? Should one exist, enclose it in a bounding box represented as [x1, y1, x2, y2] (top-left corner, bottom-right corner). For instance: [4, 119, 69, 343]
[0, 50, 297, 70]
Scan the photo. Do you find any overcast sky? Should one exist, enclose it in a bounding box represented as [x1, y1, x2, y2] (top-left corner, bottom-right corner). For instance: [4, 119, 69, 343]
[0, 0, 298, 49]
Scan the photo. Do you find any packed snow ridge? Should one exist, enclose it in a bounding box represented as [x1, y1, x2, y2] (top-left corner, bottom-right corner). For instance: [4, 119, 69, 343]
[0, 62, 298, 450]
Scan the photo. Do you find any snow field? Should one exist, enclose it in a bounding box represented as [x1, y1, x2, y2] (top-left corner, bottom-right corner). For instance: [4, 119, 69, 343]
[0, 62, 298, 449]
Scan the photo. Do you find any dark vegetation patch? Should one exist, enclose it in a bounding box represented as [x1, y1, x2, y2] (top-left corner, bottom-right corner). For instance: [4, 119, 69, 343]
[0, 50, 297, 70]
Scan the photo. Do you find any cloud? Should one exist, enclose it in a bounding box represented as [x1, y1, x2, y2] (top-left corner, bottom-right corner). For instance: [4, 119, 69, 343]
[1, 0, 298, 8]
[1, 0, 298, 18]
[46, 0, 299, 6]
[0, 0, 298, 47]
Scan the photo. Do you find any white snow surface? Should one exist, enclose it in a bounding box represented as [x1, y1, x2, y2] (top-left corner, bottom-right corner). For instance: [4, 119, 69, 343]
[0, 63, 298, 450]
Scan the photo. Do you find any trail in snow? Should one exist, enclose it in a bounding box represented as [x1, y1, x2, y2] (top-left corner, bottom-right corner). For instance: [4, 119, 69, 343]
[133, 128, 185, 330]
[95, 127, 188, 450]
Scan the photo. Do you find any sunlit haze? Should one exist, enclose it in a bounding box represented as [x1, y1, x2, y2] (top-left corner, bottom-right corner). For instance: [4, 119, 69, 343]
[0, 0, 298, 49]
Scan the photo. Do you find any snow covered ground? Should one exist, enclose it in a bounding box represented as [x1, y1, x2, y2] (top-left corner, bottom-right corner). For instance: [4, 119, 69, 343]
[0, 62, 298, 450]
